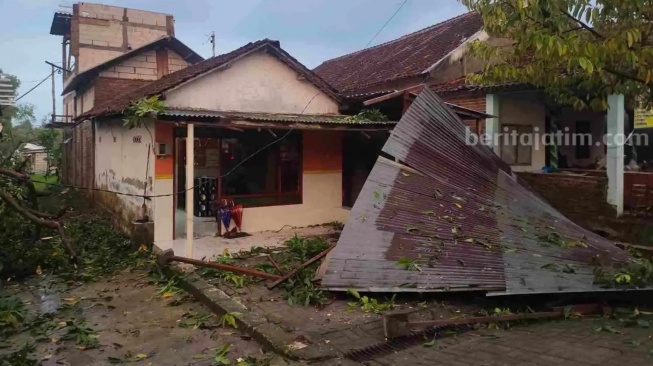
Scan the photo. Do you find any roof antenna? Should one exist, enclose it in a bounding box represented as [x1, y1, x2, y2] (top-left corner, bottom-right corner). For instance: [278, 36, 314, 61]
[207, 31, 216, 57]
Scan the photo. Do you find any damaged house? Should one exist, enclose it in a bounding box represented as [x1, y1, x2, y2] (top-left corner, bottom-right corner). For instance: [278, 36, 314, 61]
[51, 3, 648, 269]
[49, 3, 493, 255]
[314, 11, 653, 230]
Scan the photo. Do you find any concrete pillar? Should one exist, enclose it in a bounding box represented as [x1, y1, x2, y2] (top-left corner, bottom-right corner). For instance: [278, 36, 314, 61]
[185, 123, 194, 258]
[486, 94, 500, 155]
[606, 94, 624, 216]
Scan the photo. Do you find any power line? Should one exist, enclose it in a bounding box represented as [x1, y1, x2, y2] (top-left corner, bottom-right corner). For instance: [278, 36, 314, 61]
[364, 0, 409, 48]
[15, 73, 52, 103]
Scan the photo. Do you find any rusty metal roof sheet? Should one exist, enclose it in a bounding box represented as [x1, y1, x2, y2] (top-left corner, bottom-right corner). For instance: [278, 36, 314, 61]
[320, 87, 633, 295]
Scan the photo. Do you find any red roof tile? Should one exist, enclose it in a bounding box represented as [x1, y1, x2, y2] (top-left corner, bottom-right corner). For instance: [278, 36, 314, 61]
[80, 39, 340, 120]
[431, 75, 528, 94]
[313, 12, 482, 93]
[94, 77, 152, 103]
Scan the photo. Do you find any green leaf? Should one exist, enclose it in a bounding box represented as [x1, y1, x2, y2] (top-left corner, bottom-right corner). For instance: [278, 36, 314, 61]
[423, 339, 437, 348]
[541, 263, 559, 271]
[406, 226, 420, 234]
[347, 288, 361, 300]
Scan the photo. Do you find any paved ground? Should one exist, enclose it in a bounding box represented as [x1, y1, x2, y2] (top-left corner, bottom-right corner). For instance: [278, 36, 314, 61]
[156, 225, 338, 260]
[361, 318, 653, 366]
[1, 270, 278, 365]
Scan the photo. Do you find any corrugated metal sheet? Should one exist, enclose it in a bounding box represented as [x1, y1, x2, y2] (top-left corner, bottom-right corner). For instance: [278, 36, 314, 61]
[160, 109, 397, 125]
[321, 87, 633, 295]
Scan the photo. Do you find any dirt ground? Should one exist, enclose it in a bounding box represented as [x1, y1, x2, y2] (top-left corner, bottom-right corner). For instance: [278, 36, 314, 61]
[1, 270, 275, 366]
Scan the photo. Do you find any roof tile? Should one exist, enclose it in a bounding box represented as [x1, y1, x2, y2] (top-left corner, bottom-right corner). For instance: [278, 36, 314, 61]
[313, 12, 482, 93]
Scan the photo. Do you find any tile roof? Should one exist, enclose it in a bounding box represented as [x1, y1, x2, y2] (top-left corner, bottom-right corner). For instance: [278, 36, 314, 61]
[94, 77, 152, 103]
[63, 36, 204, 95]
[431, 75, 527, 94]
[320, 87, 634, 295]
[80, 39, 340, 121]
[313, 12, 483, 93]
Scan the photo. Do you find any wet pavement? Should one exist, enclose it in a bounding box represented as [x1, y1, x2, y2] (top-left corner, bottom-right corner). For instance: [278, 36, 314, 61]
[1, 270, 276, 365]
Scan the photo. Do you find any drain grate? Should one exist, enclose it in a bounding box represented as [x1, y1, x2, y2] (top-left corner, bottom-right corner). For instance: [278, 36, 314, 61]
[344, 324, 474, 363]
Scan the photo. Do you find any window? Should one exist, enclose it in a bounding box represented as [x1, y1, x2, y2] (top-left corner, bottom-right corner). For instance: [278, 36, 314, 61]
[575, 121, 591, 159]
[220, 130, 302, 207]
[500, 125, 532, 165]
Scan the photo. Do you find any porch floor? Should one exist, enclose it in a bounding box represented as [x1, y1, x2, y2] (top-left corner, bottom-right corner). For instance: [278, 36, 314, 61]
[154, 225, 338, 260]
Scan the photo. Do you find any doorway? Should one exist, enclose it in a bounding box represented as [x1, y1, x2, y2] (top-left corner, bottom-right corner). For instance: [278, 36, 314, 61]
[174, 135, 222, 239]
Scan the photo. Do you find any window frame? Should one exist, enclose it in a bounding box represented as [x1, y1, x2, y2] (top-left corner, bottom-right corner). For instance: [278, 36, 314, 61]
[218, 130, 303, 208]
[500, 124, 533, 166]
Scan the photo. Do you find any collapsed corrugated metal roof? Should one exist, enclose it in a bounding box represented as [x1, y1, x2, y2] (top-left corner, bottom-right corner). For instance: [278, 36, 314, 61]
[320, 87, 634, 295]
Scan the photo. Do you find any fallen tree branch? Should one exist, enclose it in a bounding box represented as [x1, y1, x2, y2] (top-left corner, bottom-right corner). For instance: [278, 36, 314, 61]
[0, 189, 77, 264]
[267, 246, 335, 290]
[26, 205, 70, 220]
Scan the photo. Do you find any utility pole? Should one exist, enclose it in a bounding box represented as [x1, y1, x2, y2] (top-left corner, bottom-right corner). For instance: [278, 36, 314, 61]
[51, 63, 56, 124]
[210, 31, 215, 57]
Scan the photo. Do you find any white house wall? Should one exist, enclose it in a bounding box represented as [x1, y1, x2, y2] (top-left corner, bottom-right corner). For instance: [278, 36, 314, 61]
[498, 92, 546, 172]
[95, 119, 155, 231]
[164, 51, 339, 114]
[240, 171, 349, 233]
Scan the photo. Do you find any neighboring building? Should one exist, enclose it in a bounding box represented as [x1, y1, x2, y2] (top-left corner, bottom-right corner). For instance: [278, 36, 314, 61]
[315, 11, 651, 215]
[49, 3, 203, 191]
[19, 143, 50, 174]
[313, 11, 608, 172]
[43, 4, 496, 249]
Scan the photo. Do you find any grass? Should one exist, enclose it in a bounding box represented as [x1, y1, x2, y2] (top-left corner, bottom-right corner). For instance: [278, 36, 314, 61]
[30, 174, 58, 192]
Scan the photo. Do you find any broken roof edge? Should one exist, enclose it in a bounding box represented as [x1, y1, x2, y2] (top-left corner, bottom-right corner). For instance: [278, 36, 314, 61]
[361, 83, 495, 119]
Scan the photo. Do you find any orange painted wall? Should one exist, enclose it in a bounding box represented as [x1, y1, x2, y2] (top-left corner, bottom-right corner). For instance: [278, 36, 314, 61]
[303, 130, 342, 172]
[155, 121, 174, 179]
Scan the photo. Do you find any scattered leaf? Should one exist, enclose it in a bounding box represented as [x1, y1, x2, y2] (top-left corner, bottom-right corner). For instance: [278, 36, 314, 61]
[423, 339, 437, 348]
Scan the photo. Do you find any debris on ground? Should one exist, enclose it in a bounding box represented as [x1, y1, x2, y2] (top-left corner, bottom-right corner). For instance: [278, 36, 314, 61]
[0, 270, 271, 365]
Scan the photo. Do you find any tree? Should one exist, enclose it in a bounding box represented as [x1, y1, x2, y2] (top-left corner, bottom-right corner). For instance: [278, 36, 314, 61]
[36, 121, 62, 177]
[0, 72, 76, 273]
[461, 0, 653, 110]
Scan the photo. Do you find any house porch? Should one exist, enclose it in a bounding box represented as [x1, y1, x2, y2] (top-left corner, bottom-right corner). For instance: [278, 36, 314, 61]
[155, 225, 338, 260]
[151, 113, 394, 257]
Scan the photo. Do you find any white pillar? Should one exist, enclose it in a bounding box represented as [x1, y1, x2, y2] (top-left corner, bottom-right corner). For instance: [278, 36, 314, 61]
[185, 123, 195, 258]
[486, 94, 500, 155]
[607, 94, 624, 216]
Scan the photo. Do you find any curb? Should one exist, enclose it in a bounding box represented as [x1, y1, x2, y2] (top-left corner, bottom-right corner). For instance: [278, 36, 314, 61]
[165, 266, 341, 362]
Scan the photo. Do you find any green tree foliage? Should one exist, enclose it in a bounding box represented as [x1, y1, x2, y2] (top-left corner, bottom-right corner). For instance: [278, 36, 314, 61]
[461, 0, 653, 110]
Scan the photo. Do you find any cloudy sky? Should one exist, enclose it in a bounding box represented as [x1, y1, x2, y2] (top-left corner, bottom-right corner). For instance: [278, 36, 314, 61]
[0, 0, 468, 123]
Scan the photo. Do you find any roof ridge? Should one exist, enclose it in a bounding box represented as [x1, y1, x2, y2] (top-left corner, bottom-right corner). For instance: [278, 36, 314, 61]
[85, 40, 271, 113]
[317, 11, 478, 66]
[79, 38, 340, 120]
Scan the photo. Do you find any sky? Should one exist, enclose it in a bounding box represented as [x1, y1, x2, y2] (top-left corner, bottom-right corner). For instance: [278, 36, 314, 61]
[0, 0, 468, 124]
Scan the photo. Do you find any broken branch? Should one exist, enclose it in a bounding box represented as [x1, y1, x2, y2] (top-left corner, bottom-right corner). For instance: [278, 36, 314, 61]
[157, 249, 282, 281]
[0, 189, 77, 263]
[267, 246, 335, 290]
